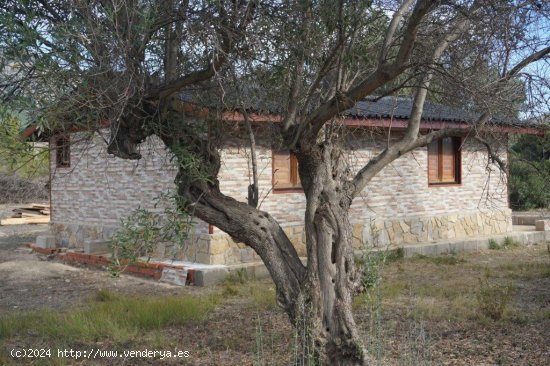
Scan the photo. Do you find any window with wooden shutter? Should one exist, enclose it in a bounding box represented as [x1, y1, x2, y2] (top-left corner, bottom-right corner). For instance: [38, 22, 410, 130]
[427, 137, 461, 185]
[273, 150, 301, 190]
[55, 135, 70, 168]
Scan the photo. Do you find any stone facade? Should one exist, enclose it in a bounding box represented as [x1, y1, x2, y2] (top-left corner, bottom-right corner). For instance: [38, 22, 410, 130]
[49, 126, 512, 264]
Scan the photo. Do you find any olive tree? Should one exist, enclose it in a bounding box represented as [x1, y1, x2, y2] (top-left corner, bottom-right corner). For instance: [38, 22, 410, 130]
[1, 0, 549, 364]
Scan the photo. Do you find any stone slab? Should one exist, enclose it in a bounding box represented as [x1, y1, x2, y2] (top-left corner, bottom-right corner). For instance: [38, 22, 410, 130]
[35, 235, 57, 249]
[535, 220, 550, 232]
[160, 268, 188, 286]
[191, 261, 275, 287]
[83, 240, 111, 254]
[193, 268, 230, 287]
[357, 228, 547, 259]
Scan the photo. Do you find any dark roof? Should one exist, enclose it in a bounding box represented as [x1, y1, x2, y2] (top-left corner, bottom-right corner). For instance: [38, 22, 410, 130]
[343, 96, 478, 122]
[22, 91, 547, 141]
[187, 85, 544, 128]
[343, 96, 549, 129]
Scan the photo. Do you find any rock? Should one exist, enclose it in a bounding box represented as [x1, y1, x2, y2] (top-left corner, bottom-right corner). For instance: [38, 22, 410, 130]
[209, 240, 229, 255]
[36, 235, 57, 249]
[399, 220, 410, 233]
[410, 221, 423, 235]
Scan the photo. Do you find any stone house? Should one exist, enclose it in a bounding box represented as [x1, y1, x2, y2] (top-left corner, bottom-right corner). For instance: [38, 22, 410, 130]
[27, 97, 544, 265]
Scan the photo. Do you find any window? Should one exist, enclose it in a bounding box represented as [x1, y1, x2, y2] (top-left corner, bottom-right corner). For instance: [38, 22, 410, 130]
[272, 150, 301, 190]
[55, 135, 70, 168]
[428, 137, 461, 185]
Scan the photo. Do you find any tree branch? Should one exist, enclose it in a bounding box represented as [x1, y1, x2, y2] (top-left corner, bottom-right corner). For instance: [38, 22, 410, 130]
[148, 0, 256, 100]
[300, 0, 436, 144]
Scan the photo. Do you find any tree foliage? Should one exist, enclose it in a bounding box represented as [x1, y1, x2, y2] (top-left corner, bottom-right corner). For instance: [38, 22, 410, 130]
[509, 129, 550, 210]
[0, 107, 48, 178]
[1, 1, 549, 364]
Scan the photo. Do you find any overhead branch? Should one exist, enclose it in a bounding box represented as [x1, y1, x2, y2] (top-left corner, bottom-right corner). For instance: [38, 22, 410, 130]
[350, 127, 468, 198]
[403, 13, 473, 143]
[504, 45, 550, 80]
[148, 0, 256, 100]
[378, 0, 416, 64]
[282, 6, 312, 131]
[474, 135, 507, 172]
[300, 0, 436, 144]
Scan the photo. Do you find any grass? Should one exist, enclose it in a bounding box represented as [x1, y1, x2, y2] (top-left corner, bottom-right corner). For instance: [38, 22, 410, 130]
[495, 261, 550, 279]
[1, 245, 548, 365]
[488, 237, 521, 250]
[412, 253, 466, 265]
[0, 290, 220, 344]
[222, 270, 277, 310]
[476, 278, 515, 320]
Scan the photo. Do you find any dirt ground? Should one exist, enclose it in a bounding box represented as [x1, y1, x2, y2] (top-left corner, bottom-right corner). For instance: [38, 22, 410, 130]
[0, 208, 549, 365]
[0, 204, 204, 312]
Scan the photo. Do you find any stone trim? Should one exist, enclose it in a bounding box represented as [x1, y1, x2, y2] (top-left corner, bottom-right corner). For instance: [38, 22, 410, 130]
[51, 208, 512, 265]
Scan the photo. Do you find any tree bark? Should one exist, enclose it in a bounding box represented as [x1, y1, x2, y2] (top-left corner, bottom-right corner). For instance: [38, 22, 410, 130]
[156, 127, 366, 364]
[297, 140, 367, 365]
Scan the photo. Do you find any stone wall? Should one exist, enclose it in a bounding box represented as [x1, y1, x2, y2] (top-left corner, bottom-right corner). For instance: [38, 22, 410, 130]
[50, 132, 209, 250]
[49, 126, 511, 265]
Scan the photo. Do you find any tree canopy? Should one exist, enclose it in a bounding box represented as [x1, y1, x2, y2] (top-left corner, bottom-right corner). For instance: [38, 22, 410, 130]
[1, 1, 549, 364]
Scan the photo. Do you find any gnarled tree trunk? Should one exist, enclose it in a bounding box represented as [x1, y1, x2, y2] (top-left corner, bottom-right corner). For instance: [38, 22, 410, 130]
[298, 140, 367, 365]
[110, 111, 367, 365]
[163, 130, 365, 364]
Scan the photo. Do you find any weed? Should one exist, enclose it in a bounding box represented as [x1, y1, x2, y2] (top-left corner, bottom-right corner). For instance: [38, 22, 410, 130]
[502, 237, 520, 249]
[401, 321, 433, 366]
[488, 237, 520, 250]
[387, 247, 405, 263]
[357, 247, 404, 289]
[222, 268, 251, 296]
[488, 239, 500, 250]
[476, 278, 515, 320]
[223, 283, 239, 296]
[93, 289, 116, 302]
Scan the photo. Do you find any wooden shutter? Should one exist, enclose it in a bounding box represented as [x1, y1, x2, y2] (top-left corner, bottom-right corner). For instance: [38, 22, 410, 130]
[441, 137, 455, 183]
[427, 140, 439, 183]
[273, 151, 293, 189]
[291, 154, 301, 187]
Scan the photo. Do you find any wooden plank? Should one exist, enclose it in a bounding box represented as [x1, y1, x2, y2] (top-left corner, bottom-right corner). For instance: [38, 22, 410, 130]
[441, 137, 456, 183]
[273, 152, 294, 189]
[427, 140, 440, 183]
[30, 203, 49, 210]
[13, 208, 45, 216]
[0, 216, 50, 225]
[21, 213, 46, 218]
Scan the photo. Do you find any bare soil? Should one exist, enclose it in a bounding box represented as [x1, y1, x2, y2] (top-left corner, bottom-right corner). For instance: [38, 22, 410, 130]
[0, 218, 548, 365]
[0, 205, 204, 313]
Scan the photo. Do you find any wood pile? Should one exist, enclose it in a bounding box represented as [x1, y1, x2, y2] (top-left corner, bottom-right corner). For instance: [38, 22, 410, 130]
[0, 203, 50, 225]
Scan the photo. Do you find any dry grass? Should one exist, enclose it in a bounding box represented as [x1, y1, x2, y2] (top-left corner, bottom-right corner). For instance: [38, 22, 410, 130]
[0, 243, 548, 365]
[0, 291, 219, 364]
[353, 242, 550, 365]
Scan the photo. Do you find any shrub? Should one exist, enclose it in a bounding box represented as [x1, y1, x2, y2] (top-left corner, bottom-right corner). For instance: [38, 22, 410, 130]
[476, 278, 514, 320]
[0, 174, 48, 204]
[502, 237, 520, 249]
[488, 239, 500, 250]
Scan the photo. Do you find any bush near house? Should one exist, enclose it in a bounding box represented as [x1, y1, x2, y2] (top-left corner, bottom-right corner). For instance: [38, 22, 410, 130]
[0, 174, 48, 204]
[509, 131, 550, 210]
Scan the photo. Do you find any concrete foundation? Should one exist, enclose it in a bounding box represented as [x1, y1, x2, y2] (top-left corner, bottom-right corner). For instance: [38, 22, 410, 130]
[191, 225, 548, 286]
